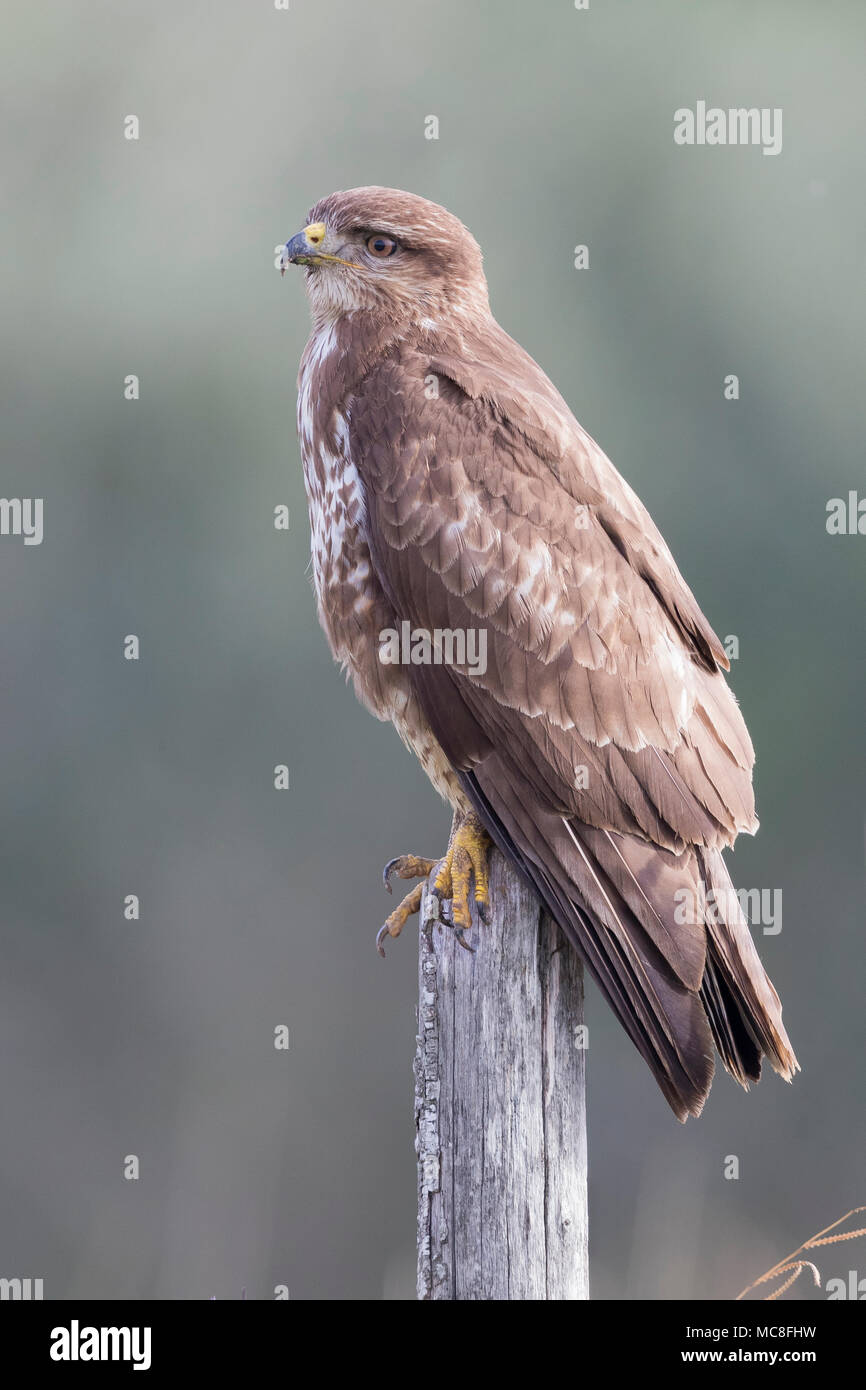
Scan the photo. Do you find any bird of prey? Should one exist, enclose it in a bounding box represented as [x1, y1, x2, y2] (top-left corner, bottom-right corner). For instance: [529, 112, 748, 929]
[281, 186, 797, 1120]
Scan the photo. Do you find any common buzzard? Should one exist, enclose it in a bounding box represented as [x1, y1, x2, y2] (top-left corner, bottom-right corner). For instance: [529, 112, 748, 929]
[281, 186, 797, 1120]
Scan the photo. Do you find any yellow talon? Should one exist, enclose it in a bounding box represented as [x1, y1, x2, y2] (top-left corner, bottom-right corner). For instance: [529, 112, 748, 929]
[377, 813, 492, 956]
[377, 882, 425, 956]
[383, 853, 438, 890]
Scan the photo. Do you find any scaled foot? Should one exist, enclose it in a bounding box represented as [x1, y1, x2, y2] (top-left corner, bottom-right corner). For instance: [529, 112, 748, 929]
[376, 812, 492, 956]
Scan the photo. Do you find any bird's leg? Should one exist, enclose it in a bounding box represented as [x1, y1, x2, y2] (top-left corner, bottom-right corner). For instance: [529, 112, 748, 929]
[429, 811, 492, 946]
[377, 811, 492, 956]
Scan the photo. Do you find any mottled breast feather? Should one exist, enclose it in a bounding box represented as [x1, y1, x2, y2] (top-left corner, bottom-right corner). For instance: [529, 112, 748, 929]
[296, 314, 468, 807]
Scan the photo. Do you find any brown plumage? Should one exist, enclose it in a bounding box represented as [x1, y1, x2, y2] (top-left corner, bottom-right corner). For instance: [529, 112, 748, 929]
[282, 186, 798, 1120]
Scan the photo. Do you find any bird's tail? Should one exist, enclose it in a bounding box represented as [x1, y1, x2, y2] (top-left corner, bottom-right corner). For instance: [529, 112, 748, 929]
[696, 845, 798, 1088]
[463, 767, 798, 1121]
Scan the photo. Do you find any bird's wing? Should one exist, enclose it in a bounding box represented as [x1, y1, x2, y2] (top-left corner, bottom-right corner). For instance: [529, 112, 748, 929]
[352, 322, 754, 850]
[348, 325, 796, 1118]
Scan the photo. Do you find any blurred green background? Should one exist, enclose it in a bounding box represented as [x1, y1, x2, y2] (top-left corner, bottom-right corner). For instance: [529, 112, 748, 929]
[0, 0, 863, 1299]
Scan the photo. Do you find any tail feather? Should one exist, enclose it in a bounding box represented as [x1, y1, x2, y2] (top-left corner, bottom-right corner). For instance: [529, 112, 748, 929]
[700, 941, 762, 1085]
[461, 762, 798, 1120]
[697, 847, 798, 1082]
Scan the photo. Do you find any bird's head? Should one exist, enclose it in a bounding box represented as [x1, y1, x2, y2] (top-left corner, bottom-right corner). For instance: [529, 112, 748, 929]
[280, 186, 489, 326]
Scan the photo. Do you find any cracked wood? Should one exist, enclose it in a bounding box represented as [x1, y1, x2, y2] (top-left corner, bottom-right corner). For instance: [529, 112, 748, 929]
[415, 848, 588, 1300]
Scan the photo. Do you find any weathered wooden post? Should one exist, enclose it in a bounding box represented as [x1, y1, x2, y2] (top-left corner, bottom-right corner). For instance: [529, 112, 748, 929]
[415, 848, 589, 1300]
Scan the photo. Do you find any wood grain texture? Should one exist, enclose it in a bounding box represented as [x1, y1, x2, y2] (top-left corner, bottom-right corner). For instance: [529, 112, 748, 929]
[415, 848, 588, 1300]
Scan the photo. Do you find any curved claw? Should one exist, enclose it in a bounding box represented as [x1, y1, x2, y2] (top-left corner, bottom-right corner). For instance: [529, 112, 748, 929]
[454, 927, 476, 954]
[382, 853, 438, 894]
[377, 881, 425, 958]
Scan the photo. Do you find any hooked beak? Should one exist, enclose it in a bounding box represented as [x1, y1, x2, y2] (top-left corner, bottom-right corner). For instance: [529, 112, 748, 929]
[281, 230, 320, 272]
[280, 221, 361, 276]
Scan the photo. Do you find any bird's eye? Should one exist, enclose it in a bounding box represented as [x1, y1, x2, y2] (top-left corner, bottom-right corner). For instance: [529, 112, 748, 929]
[366, 234, 399, 258]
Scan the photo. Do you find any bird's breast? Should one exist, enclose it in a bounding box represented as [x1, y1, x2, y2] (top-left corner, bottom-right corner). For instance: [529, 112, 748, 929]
[296, 338, 405, 713]
[294, 329, 466, 810]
